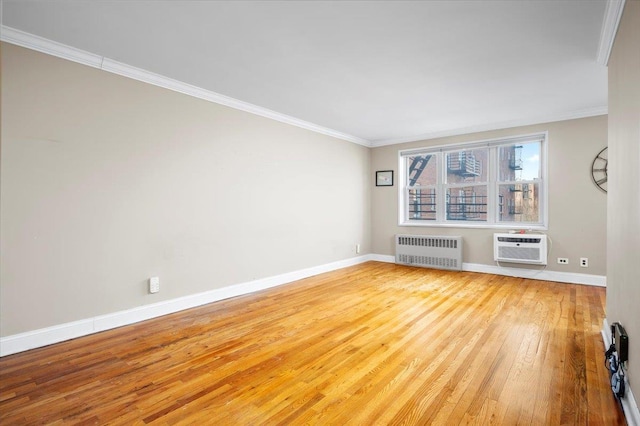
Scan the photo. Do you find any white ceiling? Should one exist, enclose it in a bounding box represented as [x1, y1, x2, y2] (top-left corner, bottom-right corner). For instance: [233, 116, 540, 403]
[1, 0, 609, 146]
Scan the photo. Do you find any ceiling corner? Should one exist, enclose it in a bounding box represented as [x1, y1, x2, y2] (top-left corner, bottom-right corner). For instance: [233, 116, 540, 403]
[597, 0, 626, 66]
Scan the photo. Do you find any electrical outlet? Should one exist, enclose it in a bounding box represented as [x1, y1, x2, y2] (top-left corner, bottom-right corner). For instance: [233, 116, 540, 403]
[356, 244, 361, 254]
[149, 276, 160, 293]
[557, 258, 569, 265]
[580, 258, 589, 268]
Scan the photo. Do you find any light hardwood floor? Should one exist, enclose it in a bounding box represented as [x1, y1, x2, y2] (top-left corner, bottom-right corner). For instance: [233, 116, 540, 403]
[0, 262, 626, 424]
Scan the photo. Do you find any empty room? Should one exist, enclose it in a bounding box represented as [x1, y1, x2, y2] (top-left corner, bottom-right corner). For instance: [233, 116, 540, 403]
[1, 1, 638, 424]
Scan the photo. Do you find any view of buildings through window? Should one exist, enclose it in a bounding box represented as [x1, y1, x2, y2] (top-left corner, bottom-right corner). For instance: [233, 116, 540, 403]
[497, 143, 540, 223]
[402, 137, 543, 226]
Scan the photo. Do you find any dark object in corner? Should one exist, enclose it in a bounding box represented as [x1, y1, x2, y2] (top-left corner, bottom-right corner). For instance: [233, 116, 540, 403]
[612, 322, 628, 363]
[605, 322, 628, 401]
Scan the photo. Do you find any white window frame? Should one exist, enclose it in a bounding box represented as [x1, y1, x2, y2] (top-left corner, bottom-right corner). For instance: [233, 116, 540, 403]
[398, 132, 548, 230]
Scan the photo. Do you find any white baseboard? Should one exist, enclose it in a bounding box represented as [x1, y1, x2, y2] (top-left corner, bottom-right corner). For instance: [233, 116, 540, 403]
[371, 254, 606, 287]
[603, 318, 640, 426]
[462, 262, 606, 287]
[0, 255, 373, 357]
[369, 254, 395, 263]
[0, 254, 609, 357]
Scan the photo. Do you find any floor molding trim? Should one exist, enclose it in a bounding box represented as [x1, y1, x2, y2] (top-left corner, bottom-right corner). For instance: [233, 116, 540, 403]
[368, 255, 605, 286]
[368, 254, 396, 263]
[462, 262, 606, 287]
[0, 255, 608, 357]
[0, 255, 373, 357]
[602, 318, 640, 426]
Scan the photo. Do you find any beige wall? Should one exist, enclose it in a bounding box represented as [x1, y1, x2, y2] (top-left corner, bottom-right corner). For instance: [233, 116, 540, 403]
[371, 116, 608, 275]
[607, 0, 640, 393]
[0, 36, 618, 343]
[0, 43, 371, 336]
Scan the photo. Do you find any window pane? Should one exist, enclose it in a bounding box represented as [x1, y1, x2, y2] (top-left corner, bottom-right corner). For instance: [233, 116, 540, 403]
[406, 154, 437, 186]
[497, 183, 539, 222]
[408, 188, 436, 220]
[446, 148, 488, 183]
[498, 142, 540, 181]
[446, 186, 487, 221]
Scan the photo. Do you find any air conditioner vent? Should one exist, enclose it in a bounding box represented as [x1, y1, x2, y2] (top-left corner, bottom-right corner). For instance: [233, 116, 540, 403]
[493, 233, 547, 265]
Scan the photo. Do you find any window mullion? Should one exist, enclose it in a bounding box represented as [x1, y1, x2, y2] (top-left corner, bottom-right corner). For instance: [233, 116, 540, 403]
[487, 146, 497, 224]
[437, 153, 445, 222]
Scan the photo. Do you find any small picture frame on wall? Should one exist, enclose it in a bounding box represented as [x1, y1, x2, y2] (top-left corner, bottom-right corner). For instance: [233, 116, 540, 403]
[376, 170, 394, 187]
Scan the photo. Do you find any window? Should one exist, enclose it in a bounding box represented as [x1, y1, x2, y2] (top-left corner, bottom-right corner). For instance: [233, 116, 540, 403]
[398, 133, 547, 229]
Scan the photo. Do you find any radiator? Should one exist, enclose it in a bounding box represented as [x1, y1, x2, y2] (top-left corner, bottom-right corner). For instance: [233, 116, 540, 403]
[395, 235, 463, 271]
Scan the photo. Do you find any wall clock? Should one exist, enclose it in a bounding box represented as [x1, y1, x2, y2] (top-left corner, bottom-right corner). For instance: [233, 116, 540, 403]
[591, 147, 608, 193]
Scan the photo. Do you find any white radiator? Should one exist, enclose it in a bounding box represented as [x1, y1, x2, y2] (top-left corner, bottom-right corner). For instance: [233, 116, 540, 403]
[493, 233, 547, 265]
[395, 235, 463, 271]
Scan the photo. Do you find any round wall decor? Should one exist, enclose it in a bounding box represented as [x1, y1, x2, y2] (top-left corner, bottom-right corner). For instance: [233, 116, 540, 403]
[591, 147, 608, 193]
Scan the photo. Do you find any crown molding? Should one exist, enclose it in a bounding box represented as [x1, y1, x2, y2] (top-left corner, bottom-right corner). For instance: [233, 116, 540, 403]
[0, 25, 371, 147]
[370, 106, 608, 147]
[597, 0, 626, 66]
[0, 24, 610, 149]
[0, 25, 102, 68]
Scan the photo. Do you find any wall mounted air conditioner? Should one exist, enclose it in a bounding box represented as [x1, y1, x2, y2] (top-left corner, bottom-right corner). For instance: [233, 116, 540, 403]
[493, 233, 547, 265]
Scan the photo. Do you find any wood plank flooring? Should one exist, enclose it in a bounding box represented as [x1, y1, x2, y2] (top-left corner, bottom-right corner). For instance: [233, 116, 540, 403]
[0, 262, 626, 425]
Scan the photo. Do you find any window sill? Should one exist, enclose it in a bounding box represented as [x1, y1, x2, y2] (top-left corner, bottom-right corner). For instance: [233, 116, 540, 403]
[398, 221, 548, 231]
